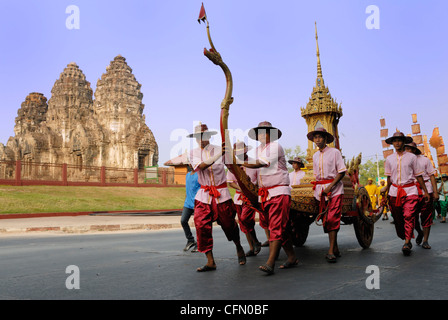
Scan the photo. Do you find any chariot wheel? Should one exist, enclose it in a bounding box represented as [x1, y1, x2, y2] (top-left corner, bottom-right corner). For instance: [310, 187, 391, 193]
[353, 186, 375, 249]
[289, 209, 312, 247]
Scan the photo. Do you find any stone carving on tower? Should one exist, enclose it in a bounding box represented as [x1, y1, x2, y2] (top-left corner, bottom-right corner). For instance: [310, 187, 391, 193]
[93, 55, 158, 169]
[46, 62, 104, 166]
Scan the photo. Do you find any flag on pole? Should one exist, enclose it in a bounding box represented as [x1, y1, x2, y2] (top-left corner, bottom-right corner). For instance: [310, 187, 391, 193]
[198, 3, 207, 23]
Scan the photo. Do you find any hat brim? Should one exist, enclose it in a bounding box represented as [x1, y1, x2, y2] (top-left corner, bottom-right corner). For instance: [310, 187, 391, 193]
[248, 127, 282, 141]
[288, 160, 305, 167]
[385, 135, 413, 145]
[187, 131, 217, 138]
[307, 130, 334, 144]
[404, 144, 422, 155]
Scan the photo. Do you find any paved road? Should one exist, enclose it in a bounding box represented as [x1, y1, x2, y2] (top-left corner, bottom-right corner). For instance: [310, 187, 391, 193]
[0, 218, 447, 304]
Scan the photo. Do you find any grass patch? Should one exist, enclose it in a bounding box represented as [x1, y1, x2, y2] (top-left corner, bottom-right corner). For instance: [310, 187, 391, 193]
[0, 185, 187, 214]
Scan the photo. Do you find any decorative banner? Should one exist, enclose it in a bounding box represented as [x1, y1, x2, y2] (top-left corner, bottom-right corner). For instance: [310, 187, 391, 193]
[411, 124, 420, 134]
[429, 127, 441, 148]
[438, 154, 448, 164]
[412, 135, 422, 145]
[380, 118, 386, 128]
[417, 146, 425, 154]
[412, 114, 417, 123]
[380, 128, 388, 138]
[440, 164, 448, 174]
[381, 140, 388, 148]
[437, 145, 445, 155]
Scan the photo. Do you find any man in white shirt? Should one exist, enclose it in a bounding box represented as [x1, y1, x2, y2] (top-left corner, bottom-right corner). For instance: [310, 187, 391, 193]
[382, 132, 429, 256]
[404, 142, 438, 249]
[288, 157, 305, 187]
[188, 123, 245, 272]
[240, 121, 298, 275]
[227, 141, 261, 257]
[307, 127, 346, 263]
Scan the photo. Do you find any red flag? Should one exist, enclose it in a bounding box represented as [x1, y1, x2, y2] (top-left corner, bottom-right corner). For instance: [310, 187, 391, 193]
[198, 3, 207, 23]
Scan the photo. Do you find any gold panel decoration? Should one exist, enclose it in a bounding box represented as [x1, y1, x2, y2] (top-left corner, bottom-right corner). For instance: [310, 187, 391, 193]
[413, 135, 422, 145]
[429, 127, 441, 148]
[440, 164, 448, 174]
[411, 124, 420, 134]
[438, 154, 448, 165]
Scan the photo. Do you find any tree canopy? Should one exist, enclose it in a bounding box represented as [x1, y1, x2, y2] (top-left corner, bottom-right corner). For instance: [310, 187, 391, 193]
[358, 158, 385, 185]
[284, 145, 306, 172]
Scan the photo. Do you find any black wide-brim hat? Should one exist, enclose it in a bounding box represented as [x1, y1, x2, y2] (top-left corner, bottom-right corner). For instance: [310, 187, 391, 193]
[187, 123, 218, 138]
[307, 127, 334, 144]
[385, 131, 413, 145]
[404, 142, 422, 155]
[248, 121, 282, 141]
[288, 156, 305, 168]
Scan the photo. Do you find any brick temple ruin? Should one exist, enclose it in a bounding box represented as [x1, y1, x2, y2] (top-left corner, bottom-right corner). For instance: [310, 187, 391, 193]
[0, 55, 159, 183]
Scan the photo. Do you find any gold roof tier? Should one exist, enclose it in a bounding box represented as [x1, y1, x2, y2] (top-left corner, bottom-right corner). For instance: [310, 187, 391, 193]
[300, 82, 342, 118]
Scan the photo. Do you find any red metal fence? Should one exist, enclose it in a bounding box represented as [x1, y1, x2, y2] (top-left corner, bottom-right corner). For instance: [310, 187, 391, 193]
[0, 160, 184, 187]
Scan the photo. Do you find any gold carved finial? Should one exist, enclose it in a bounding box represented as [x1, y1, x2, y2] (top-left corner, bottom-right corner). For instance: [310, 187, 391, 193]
[315, 21, 323, 82]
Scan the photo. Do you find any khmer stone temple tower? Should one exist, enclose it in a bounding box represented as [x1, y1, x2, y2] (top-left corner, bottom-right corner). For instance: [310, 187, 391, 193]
[0, 55, 158, 177]
[93, 55, 158, 169]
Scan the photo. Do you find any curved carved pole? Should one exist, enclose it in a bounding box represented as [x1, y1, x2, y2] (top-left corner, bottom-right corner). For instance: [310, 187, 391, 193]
[202, 19, 234, 157]
[198, 4, 259, 208]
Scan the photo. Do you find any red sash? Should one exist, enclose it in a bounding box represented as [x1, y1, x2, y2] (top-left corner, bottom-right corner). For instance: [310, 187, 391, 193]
[201, 183, 227, 198]
[236, 190, 249, 203]
[414, 181, 423, 196]
[311, 179, 334, 190]
[258, 185, 289, 203]
[392, 182, 416, 207]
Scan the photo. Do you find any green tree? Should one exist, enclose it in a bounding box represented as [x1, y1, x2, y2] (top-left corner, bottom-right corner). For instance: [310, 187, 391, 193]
[284, 145, 306, 172]
[359, 159, 385, 185]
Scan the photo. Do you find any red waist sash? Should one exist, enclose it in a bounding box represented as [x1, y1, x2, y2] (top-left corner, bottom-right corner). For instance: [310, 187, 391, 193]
[258, 184, 289, 203]
[414, 181, 423, 196]
[392, 182, 416, 207]
[311, 179, 334, 190]
[201, 183, 227, 198]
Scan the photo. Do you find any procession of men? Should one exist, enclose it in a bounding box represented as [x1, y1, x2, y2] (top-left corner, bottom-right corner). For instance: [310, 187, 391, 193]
[181, 121, 446, 275]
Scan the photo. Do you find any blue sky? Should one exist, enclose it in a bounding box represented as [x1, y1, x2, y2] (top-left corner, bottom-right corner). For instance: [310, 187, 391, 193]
[1, 0, 447, 167]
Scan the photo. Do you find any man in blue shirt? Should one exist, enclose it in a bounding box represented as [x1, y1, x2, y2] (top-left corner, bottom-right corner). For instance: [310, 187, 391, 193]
[181, 165, 201, 251]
